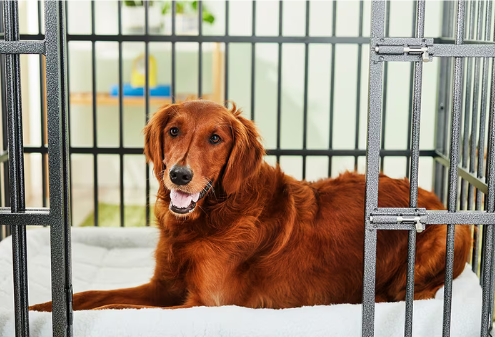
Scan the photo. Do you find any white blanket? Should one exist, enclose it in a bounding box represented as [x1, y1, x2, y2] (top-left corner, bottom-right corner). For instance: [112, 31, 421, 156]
[0, 227, 484, 337]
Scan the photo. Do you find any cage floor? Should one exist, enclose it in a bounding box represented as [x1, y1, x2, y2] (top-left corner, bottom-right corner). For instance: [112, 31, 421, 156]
[0, 227, 484, 337]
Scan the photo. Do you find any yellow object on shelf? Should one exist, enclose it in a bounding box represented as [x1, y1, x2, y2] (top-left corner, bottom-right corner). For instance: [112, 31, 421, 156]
[131, 54, 157, 88]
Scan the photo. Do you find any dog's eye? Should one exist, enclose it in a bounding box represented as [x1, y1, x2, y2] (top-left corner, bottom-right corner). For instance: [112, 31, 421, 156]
[170, 127, 179, 137]
[209, 134, 221, 144]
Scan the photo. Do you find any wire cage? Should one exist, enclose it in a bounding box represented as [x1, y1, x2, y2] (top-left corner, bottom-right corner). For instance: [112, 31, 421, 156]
[1, 0, 495, 336]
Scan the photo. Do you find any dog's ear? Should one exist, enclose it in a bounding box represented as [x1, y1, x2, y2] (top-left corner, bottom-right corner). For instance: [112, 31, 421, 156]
[143, 104, 177, 180]
[222, 106, 265, 195]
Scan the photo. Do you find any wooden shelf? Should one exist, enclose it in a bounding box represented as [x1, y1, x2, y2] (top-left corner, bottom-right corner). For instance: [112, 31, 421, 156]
[70, 92, 215, 107]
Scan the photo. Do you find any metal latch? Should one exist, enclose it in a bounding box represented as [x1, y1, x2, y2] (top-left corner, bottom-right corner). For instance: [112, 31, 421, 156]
[398, 215, 424, 233]
[375, 45, 431, 62]
[369, 208, 427, 233]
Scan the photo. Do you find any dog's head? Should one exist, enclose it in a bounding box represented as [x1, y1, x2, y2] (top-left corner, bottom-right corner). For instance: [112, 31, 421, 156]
[144, 100, 264, 217]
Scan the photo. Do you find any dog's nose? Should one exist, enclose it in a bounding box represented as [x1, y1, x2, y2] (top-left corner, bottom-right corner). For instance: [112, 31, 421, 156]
[169, 166, 193, 185]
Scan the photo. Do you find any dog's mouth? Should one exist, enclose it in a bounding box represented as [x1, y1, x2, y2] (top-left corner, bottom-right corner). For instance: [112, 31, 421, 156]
[169, 190, 200, 214]
[169, 181, 212, 215]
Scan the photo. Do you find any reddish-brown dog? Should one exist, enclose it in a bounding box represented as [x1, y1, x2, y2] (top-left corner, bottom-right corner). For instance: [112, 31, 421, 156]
[30, 100, 471, 311]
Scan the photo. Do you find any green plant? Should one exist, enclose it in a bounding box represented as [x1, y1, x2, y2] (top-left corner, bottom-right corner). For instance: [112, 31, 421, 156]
[123, 1, 154, 6]
[123, 1, 215, 24]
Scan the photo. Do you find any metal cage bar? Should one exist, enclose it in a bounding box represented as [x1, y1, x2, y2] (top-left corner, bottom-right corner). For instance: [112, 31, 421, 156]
[470, 0, 485, 275]
[354, 1, 364, 172]
[302, 1, 310, 180]
[442, 2, 465, 335]
[3, 2, 495, 337]
[459, 0, 476, 211]
[3, 1, 29, 335]
[250, 1, 255, 121]
[45, 0, 73, 335]
[362, 2, 386, 336]
[276, 1, 282, 165]
[328, 1, 337, 177]
[90, 0, 98, 227]
[404, 2, 426, 336]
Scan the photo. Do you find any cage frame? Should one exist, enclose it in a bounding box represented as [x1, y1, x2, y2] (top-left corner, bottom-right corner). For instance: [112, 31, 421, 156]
[1, 1, 495, 337]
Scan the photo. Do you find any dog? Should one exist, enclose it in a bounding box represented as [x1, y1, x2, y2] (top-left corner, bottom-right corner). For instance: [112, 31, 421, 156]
[30, 100, 471, 311]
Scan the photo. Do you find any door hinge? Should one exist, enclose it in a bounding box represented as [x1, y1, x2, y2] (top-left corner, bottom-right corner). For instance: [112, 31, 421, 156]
[369, 208, 427, 232]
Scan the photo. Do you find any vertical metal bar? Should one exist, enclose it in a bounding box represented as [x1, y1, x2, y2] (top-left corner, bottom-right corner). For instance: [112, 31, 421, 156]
[38, 1, 47, 208]
[250, 1, 255, 121]
[481, 37, 495, 337]
[488, 11, 495, 326]
[302, 1, 309, 180]
[362, 2, 385, 336]
[435, 1, 455, 202]
[0, 0, 3, 217]
[328, 1, 337, 177]
[45, 0, 73, 335]
[0, 2, 10, 237]
[145, 0, 152, 226]
[460, 0, 477, 210]
[4, 1, 29, 335]
[64, 2, 73, 227]
[379, 1, 390, 173]
[91, 0, 98, 226]
[442, 2, 456, 206]
[478, 0, 492, 282]
[171, 0, 175, 103]
[481, 2, 495, 333]
[276, 1, 282, 165]
[405, 2, 418, 179]
[404, 2, 425, 336]
[443, 2, 465, 336]
[57, 2, 73, 335]
[119, 1, 124, 227]
[467, 0, 483, 274]
[224, 1, 229, 106]
[470, 0, 484, 274]
[354, 1, 364, 171]
[198, 1, 202, 98]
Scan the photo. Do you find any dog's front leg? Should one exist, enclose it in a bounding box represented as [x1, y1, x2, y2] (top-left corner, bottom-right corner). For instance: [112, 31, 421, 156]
[92, 298, 202, 310]
[29, 282, 183, 312]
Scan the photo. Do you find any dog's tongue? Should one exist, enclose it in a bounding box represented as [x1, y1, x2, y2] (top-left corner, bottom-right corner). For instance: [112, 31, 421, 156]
[170, 190, 200, 208]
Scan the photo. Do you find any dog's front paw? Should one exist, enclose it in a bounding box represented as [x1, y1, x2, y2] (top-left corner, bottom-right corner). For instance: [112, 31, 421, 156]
[92, 304, 157, 310]
[29, 302, 53, 312]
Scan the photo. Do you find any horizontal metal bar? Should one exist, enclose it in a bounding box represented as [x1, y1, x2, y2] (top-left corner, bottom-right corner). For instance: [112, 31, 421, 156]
[426, 211, 495, 225]
[66, 34, 370, 44]
[372, 208, 495, 227]
[0, 40, 45, 54]
[23, 146, 438, 157]
[373, 37, 434, 46]
[0, 207, 49, 214]
[0, 207, 51, 226]
[374, 44, 495, 62]
[435, 151, 488, 194]
[435, 37, 495, 45]
[431, 44, 495, 57]
[23, 146, 144, 155]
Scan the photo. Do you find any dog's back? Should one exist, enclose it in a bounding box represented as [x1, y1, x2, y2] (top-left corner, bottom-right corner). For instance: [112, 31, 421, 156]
[301, 171, 471, 304]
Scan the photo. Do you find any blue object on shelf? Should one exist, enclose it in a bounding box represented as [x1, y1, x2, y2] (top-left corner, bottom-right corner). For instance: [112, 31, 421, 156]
[110, 84, 171, 97]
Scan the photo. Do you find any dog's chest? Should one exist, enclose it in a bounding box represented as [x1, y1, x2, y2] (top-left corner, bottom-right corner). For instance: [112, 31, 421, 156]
[184, 243, 237, 306]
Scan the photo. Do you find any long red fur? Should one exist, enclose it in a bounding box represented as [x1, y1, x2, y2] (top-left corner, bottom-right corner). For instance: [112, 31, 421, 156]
[30, 100, 471, 311]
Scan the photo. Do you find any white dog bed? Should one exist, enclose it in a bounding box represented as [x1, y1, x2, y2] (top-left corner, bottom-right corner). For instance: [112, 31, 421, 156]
[0, 227, 483, 336]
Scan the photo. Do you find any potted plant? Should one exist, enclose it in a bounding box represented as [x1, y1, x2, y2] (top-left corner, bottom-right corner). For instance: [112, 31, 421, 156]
[122, 1, 215, 35]
[122, 1, 163, 34]
[162, 1, 215, 35]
